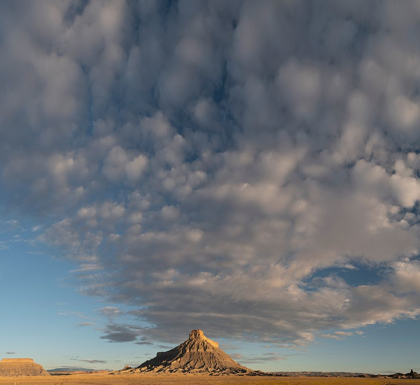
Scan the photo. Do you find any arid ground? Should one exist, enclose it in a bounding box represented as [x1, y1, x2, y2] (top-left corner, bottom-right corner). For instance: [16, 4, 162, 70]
[1, 375, 420, 385]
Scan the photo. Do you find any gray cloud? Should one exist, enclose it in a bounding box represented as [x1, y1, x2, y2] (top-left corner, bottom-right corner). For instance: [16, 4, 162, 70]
[100, 323, 143, 343]
[71, 359, 107, 364]
[1, 0, 420, 347]
[95, 307, 123, 319]
[58, 311, 90, 319]
[231, 352, 285, 365]
[320, 332, 353, 341]
[77, 322, 96, 327]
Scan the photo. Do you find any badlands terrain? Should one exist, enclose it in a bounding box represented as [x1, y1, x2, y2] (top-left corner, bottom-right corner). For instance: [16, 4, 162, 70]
[1, 375, 420, 385]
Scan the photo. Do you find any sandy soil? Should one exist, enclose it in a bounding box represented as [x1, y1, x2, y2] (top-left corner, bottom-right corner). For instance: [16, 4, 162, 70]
[1, 374, 420, 385]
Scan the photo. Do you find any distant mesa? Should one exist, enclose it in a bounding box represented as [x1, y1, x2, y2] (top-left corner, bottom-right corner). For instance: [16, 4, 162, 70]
[0, 358, 50, 376]
[117, 329, 252, 375]
[48, 367, 110, 375]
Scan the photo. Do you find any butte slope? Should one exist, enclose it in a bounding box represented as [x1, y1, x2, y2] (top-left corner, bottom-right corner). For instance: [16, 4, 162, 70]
[123, 329, 252, 375]
[0, 358, 50, 376]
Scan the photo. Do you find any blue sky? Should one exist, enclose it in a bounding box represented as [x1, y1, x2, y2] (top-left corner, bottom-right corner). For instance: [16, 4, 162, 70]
[1, 0, 420, 374]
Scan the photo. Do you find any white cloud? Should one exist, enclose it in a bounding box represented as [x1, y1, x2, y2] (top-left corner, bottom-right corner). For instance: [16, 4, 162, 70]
[392, 261, 420, 292]
[2, 0, 420, 347]
[96, 306, 123, 319]
[125, 154, 148, 182]
[70, 264, 103, 274]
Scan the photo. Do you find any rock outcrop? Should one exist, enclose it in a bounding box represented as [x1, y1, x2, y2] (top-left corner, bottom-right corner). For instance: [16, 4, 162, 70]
[390, 369, 420, 379]
[0, 358, 50, 377]
[122, 329, 252, 375]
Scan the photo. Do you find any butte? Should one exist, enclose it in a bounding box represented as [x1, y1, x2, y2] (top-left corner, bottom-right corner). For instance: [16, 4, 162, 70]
[120, 329, 253, 375]
[0, 358, 50, 377]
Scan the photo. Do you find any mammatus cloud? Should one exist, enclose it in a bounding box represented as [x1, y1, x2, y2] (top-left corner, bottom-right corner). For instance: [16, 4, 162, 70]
[1, 0, 420, 346]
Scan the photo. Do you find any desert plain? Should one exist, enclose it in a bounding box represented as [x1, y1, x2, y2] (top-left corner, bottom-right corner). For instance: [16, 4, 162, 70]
[1, 374, 420, 385]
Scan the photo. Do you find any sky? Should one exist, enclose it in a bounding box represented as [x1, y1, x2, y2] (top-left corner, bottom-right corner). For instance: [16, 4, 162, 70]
[1, 0, 420, 374]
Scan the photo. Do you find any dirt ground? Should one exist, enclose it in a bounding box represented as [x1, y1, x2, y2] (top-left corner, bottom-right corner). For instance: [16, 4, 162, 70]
[1, 374, 420, 385]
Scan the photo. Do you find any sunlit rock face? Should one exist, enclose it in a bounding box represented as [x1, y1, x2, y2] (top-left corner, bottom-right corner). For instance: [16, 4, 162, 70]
[187, 329, 219, 348]
[121, 329, 252, 374]
[0, 358, 50, 376]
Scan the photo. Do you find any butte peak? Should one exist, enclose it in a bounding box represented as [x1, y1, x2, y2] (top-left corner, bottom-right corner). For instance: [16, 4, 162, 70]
[189, 329, 205, 339]
[188, 329, 219, 348]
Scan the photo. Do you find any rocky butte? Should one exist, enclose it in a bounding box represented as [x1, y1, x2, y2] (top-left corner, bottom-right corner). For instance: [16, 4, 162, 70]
[0, 358, 50, 377]
[119, 329, 252, 375]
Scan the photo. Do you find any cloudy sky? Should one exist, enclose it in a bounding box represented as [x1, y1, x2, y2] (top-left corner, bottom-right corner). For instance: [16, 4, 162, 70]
[1, 0, 420, 373]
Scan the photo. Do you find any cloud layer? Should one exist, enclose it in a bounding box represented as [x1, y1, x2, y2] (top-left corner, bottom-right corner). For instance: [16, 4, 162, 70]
[2, 0, 420, 346]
